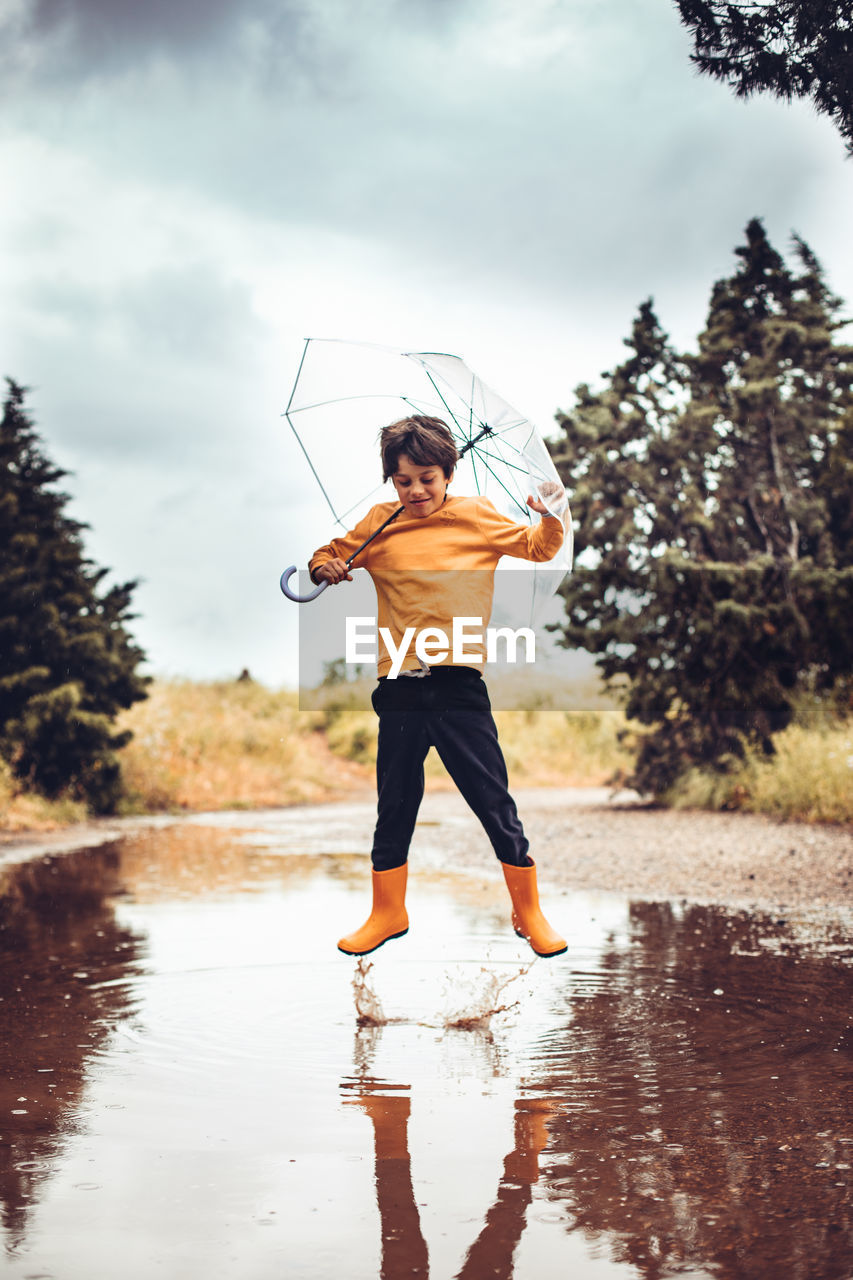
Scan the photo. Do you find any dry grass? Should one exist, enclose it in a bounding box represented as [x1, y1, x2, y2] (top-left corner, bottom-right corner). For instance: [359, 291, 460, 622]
[665, 717, 853, 824]
[315, 699, 631, 789]
[0, 761, 89, 831]
[493, 708, 632, 786]
[115, 679, 371, 813]
[115, 679, 630, 815]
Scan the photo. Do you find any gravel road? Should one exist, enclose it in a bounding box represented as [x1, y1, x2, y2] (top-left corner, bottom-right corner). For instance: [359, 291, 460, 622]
[502, 788, 853, 913]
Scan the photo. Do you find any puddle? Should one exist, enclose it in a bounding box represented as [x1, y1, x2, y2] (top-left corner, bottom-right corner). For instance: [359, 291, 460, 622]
[0, 821, 851, 1279]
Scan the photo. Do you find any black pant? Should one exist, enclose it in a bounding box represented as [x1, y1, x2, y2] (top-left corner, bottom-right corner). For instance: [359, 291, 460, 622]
[369, 666, 532, 872]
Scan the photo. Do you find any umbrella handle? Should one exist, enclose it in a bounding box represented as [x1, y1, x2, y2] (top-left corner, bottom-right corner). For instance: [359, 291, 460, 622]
[279, 565, 330, 603]
[280, 506, 404, 605]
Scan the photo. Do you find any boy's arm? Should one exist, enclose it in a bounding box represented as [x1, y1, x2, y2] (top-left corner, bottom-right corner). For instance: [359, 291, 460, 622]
[308, 509, 382, 584]
[476, 496, 567, 562]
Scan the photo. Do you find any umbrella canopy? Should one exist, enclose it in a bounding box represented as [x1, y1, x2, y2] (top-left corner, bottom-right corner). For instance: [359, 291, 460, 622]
[281, 339, 572, 617]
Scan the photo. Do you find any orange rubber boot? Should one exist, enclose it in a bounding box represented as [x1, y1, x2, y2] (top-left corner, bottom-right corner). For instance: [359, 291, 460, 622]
[338, 864, 409, 956]
[502, 861, 567, 957]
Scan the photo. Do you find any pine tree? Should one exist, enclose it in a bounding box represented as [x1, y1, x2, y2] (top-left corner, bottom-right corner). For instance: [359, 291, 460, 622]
[550, 220, 853, 795]
[0, 380, 149, 810]
[673, 1, 853, 157]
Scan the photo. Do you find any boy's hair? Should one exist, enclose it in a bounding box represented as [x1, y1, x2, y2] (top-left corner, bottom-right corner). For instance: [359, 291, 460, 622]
[380, 416, 459, 482]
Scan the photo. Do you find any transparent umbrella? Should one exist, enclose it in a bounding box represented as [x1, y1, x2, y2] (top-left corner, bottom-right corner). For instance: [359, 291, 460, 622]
[280, 339, 572, 618]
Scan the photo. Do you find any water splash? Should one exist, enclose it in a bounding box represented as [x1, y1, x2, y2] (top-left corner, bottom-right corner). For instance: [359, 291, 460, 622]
[351, 956, 533, 1030]
[352, 958, 392, 1026]
[440, 962, 533, 1030]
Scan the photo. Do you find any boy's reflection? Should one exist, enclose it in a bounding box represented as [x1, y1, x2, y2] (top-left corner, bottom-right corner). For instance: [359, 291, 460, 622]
[343, 1091, 428, 1278]
[457, 1100, 552, 1280]
[343, 1073, 553, 1279]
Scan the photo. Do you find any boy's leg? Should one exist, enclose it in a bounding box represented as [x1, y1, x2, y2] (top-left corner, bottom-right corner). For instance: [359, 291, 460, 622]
[370, 682, 432, 872]
[337, 683, 430, 955]
[427, 674, 566, 955]
[426, 677, 531, 867]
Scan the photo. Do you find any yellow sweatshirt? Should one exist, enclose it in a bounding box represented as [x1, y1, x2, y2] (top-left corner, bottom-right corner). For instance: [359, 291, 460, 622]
[309, 495, 565, 677]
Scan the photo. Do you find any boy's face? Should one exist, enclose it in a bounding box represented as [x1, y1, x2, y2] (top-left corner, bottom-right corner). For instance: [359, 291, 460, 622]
[391, 452, 453, 519]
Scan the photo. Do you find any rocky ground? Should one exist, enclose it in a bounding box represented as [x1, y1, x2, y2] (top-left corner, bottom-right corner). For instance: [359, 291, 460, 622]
[497, 788, 853, 913]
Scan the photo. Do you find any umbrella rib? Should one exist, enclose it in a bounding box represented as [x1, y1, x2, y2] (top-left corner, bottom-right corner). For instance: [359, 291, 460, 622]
[334, 492, 384, 528]
[410, 368, 536, 499]
[288, 392, 416, 414]
[285, 338, 310, 417]
[285, 412, 342, 523]
[406, 365, 533, 508]
[417, 367, 483, 445]
[470, 448, 532, 518]
[398, 393, 462, 433]
[411, 354, 534, 440]
[471, 444, 530, 476]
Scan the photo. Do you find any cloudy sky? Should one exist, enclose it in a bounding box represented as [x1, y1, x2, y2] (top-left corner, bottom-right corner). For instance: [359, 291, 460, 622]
[2, 0, 852, 687]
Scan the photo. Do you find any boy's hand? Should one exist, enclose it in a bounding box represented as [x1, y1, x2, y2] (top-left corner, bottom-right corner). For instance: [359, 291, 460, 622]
[314, 557, 353, 585]
[527, 481, 566, 517]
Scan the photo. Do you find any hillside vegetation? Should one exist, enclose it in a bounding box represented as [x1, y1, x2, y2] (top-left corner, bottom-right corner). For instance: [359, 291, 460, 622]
[1, 678, 850, 832]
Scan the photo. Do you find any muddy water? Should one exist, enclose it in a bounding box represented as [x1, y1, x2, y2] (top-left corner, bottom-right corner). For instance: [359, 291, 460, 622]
[1, 819, 851, 1280]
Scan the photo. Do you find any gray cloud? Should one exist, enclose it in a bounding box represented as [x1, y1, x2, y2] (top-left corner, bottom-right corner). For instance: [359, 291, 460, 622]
[16, 262, 269, 467]
[24, 263, 265, 360]
[2, 0, 467, 91]
[118, 265, 267, 362]
[6, 0, 257, 74]
[0, 1, 738, 306]
[29, 0, 241, 49]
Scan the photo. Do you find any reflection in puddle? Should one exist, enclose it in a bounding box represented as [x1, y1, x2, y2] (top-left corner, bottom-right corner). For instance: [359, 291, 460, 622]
[0, 845, 145, 1256]
[0, 820, 851, 1279]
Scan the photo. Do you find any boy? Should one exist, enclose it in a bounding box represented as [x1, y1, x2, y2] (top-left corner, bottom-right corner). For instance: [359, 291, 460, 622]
[309, 415, 567, 958]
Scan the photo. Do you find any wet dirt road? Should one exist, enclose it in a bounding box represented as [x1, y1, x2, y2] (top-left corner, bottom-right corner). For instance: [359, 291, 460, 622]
[1, 804, 851, 1279]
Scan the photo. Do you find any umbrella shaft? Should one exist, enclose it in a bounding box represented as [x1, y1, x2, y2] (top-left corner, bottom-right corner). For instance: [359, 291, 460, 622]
[345, 505, 404, 567]
[459, 424, 493, 456]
